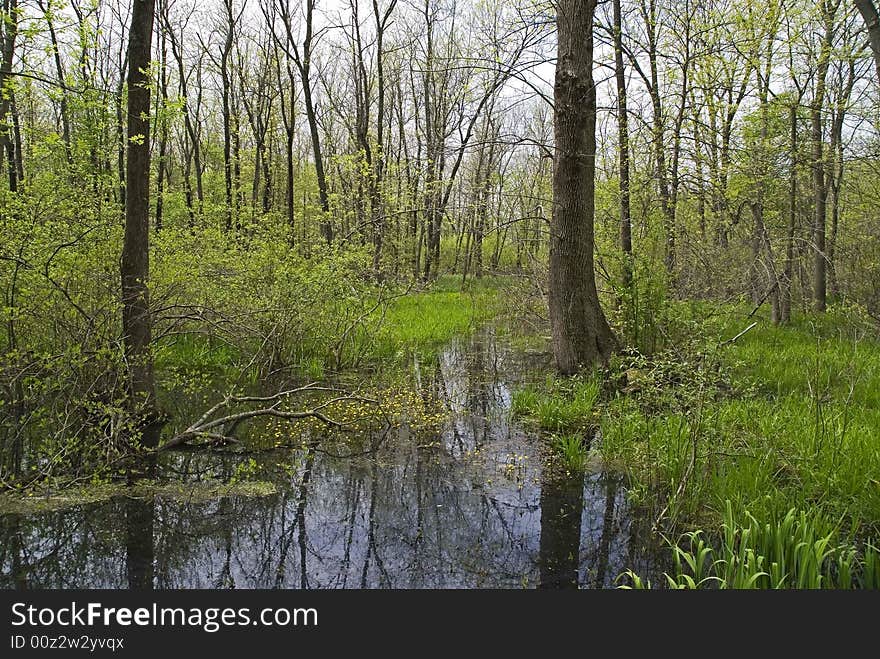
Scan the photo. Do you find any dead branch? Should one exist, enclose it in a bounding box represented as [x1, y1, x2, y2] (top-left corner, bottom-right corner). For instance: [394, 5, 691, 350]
[159, 385, 383, 451]
[720, 322, 758, 347]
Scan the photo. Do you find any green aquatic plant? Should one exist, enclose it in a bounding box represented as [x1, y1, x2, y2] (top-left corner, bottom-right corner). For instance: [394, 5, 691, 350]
[552, 433, 592, 472]
[620, 501, 880, 589]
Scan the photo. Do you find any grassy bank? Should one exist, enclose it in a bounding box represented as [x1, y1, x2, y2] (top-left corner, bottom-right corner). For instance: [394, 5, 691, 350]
[512, 302, 880, 587]
[155, 273, 503, 376]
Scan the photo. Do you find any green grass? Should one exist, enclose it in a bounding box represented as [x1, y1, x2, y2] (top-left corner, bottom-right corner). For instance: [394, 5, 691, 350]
[511, 375, 601, 473]
[601, 302, 880, 586]
[510, 385, 541, 417]
[155, 335, 241, 371]
[154, 275, 504, 375]
[358, 276, 503, 361]
[512, 375, 601, 432]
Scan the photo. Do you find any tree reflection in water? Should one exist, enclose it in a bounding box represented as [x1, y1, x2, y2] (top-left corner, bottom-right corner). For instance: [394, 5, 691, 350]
[0, 330, 658, 589]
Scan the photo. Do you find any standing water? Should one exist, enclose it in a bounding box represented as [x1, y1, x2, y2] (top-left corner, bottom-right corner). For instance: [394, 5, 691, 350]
[0, 329, 657, 588]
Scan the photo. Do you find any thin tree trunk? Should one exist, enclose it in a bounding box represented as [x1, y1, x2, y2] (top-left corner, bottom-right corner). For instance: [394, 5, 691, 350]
[781, 96, 802, 324]
[155, 24, 169, 233]
[642, 0, 674, 273]
[827, 58, 855, 300]
[811, 2, 836, 313]
[613, 0, 632, 288]
[165, 16, 203, 222]
[116, 79, 126, 213]
[39, 0, 73, 164]
[220, 0, 236, 231]
[10, 90, 22, 183]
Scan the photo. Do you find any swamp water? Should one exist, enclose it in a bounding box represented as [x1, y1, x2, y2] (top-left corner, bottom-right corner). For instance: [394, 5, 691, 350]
[0, 330, 658, 588]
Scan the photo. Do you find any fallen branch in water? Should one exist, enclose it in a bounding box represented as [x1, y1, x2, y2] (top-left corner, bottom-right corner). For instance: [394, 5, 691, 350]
[159, 383, 383, 451]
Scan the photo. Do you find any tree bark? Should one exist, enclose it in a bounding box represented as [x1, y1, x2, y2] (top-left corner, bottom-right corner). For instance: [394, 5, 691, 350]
[121, 0, 158, 427]
[811, 1, 837, 313]
[549, 0, 616, 374]
[155, 21, 169, 232]
[300, 0, 331, 242]
[220, 0, 236, 232]
[613, 0, 632, 288]
[855, 0, 880, 82]
[641, 0, 674, 273]
[826, 58, 855, 300]
[781, 103, 798, 324]
[0, 0, 19, 192]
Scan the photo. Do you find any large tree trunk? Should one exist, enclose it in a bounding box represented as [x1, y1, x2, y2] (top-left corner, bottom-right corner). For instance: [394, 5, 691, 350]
[549, 0, 616, 375]
[855, 0, 880, 82]
[121, 0, 158, 428]
[0, 0, 19, 192]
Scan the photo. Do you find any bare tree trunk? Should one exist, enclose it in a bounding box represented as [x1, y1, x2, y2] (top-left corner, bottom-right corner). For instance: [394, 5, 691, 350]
[827, 58, 855, 300]
[9, 90, 21, 183]
[279, 56, 297, 245]
[155, 20, 169, 232]
[215, 0, 240, 232]
[855, 0, 880, 82]
[811, 1, 837, 313]
[287, 0, 332, 243]
[752, 14, 781, 322]
[231, 92, 242, 221]
[121, 0, 158, 427]
[781, 71, 804, 324]
[692, 96, 707, 239]
[164, 11, 203, 223]
[549, 0, 616, 374]
[39, 0, 73, 165]
[0, 0, 19, 192]
[613, 0, 632, 288]
[370, 0, 397, 275]
[475, 134, 495, 279]
[641, 0, 674, 273]
[241, 46, 273, 218]
[116, 78, 126, 212]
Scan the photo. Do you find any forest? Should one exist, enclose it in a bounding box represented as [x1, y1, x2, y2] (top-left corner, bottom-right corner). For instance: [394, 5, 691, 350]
[1, 0, 879, 589]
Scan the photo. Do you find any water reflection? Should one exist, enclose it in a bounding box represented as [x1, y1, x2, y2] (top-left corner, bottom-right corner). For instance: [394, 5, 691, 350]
[538, 474, 584, 589]
[0, 330, 657, 589]
[125, 495, 154, 590]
